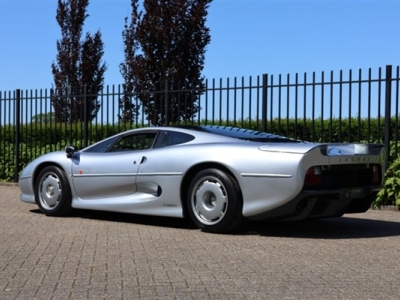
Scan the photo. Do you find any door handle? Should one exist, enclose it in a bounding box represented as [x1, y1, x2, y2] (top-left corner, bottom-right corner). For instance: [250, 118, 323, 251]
[140, 156, 147, 164]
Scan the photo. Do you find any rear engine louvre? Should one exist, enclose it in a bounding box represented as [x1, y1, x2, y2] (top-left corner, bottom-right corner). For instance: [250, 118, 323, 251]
[304, 164, 382, 190]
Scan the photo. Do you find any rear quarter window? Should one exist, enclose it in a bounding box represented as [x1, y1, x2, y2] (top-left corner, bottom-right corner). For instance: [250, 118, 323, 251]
[167, 131, 195, 146]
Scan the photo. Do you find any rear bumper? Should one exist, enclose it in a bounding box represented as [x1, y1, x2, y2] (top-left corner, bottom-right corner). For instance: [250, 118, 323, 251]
[247, 186, 380, 221]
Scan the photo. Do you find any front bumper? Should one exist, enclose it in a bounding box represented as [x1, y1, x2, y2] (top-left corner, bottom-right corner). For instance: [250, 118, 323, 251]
[19, 176, 36, 204]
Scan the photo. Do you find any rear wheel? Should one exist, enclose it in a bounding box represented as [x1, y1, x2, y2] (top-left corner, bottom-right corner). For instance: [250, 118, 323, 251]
[35, 166, 72, 216]
[187, 169, 244, 233]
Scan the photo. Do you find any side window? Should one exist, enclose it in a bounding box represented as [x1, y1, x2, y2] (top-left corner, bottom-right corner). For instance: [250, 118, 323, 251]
[109, 132, 157, 152]
[166, 131, 194, 146]
[84, 136, 120, 153]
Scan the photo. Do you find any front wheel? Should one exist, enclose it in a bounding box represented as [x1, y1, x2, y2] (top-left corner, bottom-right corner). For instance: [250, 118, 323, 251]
[187, 169, 245, 233]
[35, 166, 72, 216]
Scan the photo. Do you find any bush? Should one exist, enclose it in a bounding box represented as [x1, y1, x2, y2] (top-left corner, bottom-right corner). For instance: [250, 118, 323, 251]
[373, 156, 400, 210]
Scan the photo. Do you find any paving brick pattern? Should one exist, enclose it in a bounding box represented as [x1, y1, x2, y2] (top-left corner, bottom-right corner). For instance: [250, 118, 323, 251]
[1, 185, 399, 299]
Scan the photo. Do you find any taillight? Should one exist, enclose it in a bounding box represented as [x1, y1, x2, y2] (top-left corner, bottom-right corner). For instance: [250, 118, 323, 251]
[304, 166, 322, 187]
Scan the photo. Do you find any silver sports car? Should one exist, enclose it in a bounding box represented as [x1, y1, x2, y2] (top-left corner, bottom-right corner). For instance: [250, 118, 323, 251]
[19, 125, 385, 233]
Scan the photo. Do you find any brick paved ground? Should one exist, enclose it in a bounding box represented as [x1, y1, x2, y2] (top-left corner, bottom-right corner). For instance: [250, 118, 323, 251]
[1, 184, 399, 300]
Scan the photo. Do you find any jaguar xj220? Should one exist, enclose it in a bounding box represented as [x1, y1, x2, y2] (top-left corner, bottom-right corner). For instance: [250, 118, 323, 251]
[19, 125, 385, 233]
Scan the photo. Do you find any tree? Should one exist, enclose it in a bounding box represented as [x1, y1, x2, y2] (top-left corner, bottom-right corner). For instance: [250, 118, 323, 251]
[31, 112, 55, 124]
[119, 0, 142, 123]
[51, 0, 107, 123]
[121, 0, 212, 125]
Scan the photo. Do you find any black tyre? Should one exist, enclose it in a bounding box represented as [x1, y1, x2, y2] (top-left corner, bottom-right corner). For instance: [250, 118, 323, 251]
[187, 168, 245, 233]
[35, 166, 72, 216]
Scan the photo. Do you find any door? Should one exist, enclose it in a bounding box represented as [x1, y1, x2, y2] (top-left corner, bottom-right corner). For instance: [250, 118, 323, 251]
[71, 151, 143, 200]
[71, 131, 159, 200]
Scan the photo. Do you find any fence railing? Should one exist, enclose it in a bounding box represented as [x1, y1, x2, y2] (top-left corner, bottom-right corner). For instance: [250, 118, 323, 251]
[1, 65, 399, 181]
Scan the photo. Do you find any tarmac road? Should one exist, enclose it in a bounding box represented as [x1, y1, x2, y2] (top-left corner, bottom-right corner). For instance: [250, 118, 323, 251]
[1, 185, 399, 300]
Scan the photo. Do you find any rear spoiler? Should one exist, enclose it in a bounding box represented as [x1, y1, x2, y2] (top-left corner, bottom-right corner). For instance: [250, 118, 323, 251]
[259, 143, 384, 156]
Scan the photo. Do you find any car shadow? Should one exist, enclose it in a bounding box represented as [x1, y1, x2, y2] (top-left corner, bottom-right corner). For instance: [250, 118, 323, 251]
[30, 208, 197, 230]
[241, 216, 400, 239]
[30, 209, 400, 238]
[86, 210, 198, 230]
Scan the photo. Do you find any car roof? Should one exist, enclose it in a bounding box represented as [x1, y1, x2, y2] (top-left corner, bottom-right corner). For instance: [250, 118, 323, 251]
[96, 125, 298, 146]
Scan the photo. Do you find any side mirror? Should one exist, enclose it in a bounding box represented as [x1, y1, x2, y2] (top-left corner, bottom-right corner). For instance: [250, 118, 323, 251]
[65, 145, 77, 158]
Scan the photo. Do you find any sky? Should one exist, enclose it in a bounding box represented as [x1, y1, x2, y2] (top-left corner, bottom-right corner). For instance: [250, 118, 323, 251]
[0, 0, 400, 92]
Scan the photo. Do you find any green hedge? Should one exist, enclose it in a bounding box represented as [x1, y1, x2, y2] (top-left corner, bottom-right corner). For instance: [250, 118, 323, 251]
[374, 157, 400, 210]
[3, 116, 398, 148]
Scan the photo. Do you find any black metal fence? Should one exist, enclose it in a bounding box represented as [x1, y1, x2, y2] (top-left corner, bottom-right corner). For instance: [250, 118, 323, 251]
[1, 65, 399, 181]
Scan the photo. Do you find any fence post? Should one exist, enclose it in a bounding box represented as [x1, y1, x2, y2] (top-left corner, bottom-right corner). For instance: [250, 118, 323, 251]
[83, 85, 88, 148]
[164, 80, 169, 126]
[384, 65, 392, 171]
[15, 89, 21, 182]
[262, 74, 268, 132]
